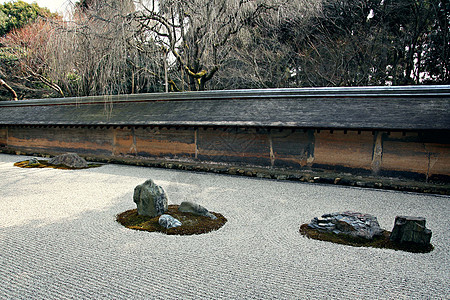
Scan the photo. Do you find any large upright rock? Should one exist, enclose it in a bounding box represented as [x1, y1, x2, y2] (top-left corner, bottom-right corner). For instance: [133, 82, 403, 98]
[133, 179, 168, 217]
[390, 216, 432, 245]
[48, 153, 88, 168]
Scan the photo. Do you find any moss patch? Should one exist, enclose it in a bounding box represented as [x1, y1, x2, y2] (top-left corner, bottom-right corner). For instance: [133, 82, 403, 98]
[117, 205, 227, 235]
[14, 160, 102, 170]
[299, 224, 433, 253]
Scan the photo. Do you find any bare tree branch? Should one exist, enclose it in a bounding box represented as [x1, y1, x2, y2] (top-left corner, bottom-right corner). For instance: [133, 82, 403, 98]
[0, 79, 18, 101]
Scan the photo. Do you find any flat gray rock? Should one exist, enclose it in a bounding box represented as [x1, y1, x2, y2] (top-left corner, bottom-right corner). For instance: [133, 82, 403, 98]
[48, 153, 88, 168]
[178, 201, 217, 219]
[307, 211, 383, 240]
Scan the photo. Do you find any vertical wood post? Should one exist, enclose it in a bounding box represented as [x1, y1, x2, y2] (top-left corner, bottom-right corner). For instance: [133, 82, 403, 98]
[269, 133, 275, 167]
[371, 131, 383, 174]
[194, 127, 198, 159]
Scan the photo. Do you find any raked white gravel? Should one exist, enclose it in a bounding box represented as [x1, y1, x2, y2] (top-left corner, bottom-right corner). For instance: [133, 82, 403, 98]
[0, 154, 448, 299]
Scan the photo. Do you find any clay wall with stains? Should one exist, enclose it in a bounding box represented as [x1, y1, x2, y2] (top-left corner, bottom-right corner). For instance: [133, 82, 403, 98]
[1, 87, 448, 181]
[1, 125, 448, 182]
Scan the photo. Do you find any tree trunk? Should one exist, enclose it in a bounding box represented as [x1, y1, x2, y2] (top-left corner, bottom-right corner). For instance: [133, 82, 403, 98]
[0, 79, 18, 101]
[164, 52, 169, 93]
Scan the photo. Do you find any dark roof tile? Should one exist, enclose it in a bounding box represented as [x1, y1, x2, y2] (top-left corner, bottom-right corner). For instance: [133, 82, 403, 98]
[1, 86, 449, 130]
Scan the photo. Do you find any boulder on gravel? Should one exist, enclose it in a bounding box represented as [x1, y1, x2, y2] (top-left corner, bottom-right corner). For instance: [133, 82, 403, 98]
[178, 201, 217, 219]
[390, 216, 432, 245]
[48, 153, 88, 168]
[133, 179, 168, 217]
[307, 211, 383, 240]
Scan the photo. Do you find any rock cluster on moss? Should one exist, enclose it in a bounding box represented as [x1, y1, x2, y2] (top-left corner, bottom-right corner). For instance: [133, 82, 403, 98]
[301, 212, 433, 253]
[117, 205, 227, 235]
[118, 179, 227, 235]
[14, 157, 101, 170]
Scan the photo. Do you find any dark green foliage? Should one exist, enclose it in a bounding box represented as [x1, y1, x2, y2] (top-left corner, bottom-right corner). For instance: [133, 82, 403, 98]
[314, 0, 448, 85]
[0, 1, 60, 101]
[422, 0, 450, 84]
[222, 0, 449, 89]
[0, 0, 55, 36]
[291, 0, 445, 86]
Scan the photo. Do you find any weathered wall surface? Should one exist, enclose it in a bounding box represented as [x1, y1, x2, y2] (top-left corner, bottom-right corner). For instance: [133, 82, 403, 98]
[113, 127, 196, 158]
[1, 125, 448, 182]
[0, 127, 7, 147]
[5, 126, 113, 156]
[379, 131, 450, 181]
[1, 86, 448, 183]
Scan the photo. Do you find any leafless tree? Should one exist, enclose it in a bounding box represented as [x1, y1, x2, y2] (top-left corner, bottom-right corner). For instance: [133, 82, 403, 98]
[130, 0, 317, 91]
[0, 78, 18, 100]
[42, 0, 165, 97]
[209, 0, 322, 89]
[0, 18, 66, 99]
[2, 0, 446, 100]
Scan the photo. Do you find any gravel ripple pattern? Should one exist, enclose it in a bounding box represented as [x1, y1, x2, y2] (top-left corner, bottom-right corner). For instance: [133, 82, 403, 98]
[0, 154, 449, 299]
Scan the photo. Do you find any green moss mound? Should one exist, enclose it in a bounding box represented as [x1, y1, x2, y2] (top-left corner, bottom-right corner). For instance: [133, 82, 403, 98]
[14, 160, 102, 170]
[117, 204, 227, 235]
[299, 224, 433, 253]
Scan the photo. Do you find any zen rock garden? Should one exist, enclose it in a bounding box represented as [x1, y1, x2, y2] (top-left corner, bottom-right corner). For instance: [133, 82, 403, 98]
[17, 153, 433, 249]
[116, 179, 227, 235]
[300, 211, 433, 253]
[14, 152, 435, 250]
[118, 178, 433, 250]
[14, 153, 100, 169]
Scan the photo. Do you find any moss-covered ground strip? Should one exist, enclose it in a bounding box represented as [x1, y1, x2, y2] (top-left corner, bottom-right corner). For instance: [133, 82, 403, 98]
[14, 160, 102, 170]
[299, 224, 433, 253]
[117, 205, 227, 235]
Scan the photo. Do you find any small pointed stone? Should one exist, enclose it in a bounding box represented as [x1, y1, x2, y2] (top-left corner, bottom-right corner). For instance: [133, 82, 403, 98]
[27, 157, 40, 165]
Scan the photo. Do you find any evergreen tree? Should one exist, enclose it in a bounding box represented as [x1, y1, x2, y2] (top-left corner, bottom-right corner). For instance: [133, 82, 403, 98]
[0, 0, 55, 36]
